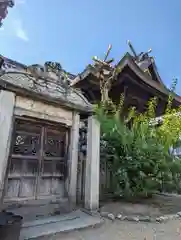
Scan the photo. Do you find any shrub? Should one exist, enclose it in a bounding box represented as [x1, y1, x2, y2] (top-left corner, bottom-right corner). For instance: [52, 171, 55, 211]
[95, 80, 181, 198]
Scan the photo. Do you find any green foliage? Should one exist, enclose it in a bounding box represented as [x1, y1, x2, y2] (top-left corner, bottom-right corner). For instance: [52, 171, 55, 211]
[95, 80, 181, 198]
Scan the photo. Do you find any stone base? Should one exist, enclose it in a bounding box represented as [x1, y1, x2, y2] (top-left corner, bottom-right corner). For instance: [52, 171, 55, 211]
[20, 209, 103, 240]
[3, 198, 73, 222]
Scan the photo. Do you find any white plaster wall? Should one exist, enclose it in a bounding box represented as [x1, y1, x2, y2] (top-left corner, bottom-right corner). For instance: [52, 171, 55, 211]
[15, 96, 73, 126]
[0, 91, 15, 202]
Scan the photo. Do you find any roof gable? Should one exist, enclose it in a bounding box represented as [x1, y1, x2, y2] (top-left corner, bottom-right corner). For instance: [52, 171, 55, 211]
[116, 52, 165, 86]
[71, 52, 181, 104]
[116, 53, 181, 103]
[126, 40, 165, 86]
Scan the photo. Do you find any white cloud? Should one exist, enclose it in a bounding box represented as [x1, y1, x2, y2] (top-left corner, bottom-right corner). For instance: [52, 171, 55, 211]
[16, 0, 26, 4]
[0, 1, 28, 41]
[16, 26, 29, 41]
[13, 19, 29, 41]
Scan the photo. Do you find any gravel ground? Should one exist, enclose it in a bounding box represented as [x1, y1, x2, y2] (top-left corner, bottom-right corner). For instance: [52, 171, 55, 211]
[38, 219, 181, 240]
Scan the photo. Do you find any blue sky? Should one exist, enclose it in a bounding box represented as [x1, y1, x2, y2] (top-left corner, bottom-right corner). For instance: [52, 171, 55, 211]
[1, 0, 181, 93]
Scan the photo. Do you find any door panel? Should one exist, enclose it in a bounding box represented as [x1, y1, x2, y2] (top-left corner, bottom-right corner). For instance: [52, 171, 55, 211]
[20, 178, 36, 197]
[6, 179, 20, 198]
[38, 177, 52, 196]
[5, 118, 68, 200]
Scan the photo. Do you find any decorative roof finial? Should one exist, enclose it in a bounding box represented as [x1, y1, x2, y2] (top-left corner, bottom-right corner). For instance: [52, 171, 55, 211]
[92, 44, 114, 67]
[127, 40, 152, 63]
[147, 48, 152, 54]
[127, 40, 137, 58]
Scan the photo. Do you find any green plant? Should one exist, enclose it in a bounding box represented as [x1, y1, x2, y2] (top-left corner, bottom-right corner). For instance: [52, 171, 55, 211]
[95, 79, 181, 199]
[91, 45, 181, 198]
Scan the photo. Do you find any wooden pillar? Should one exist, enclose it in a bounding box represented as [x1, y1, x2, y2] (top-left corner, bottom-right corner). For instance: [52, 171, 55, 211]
[68, 111, 80, 204]
[0, 90, 15, 204]
[85, 115, 100, 211]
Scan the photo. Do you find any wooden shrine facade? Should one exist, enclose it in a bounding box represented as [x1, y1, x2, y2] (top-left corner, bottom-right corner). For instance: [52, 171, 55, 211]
[71, 46, 181, 117]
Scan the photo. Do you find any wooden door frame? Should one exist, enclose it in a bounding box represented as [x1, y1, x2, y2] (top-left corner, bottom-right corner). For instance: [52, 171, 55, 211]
[3, 115, 70, 202]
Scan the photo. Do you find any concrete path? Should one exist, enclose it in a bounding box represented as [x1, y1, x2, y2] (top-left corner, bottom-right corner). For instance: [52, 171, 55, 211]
[37, 218, 181, 240]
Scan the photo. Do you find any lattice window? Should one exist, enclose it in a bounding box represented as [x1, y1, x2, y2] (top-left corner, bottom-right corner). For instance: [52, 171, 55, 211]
[13, 133, 40, 156]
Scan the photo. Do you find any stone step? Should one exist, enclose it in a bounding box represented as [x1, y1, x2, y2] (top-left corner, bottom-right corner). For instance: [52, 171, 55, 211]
[20, 210, 103, 240]
[4, 198, 73, 222]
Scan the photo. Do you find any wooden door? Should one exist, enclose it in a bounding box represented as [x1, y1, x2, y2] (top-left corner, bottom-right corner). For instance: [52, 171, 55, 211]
[5, 118, 68, 201]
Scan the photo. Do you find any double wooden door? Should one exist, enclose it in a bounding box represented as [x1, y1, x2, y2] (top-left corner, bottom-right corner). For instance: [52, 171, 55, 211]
[5, 118, 68, 200]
